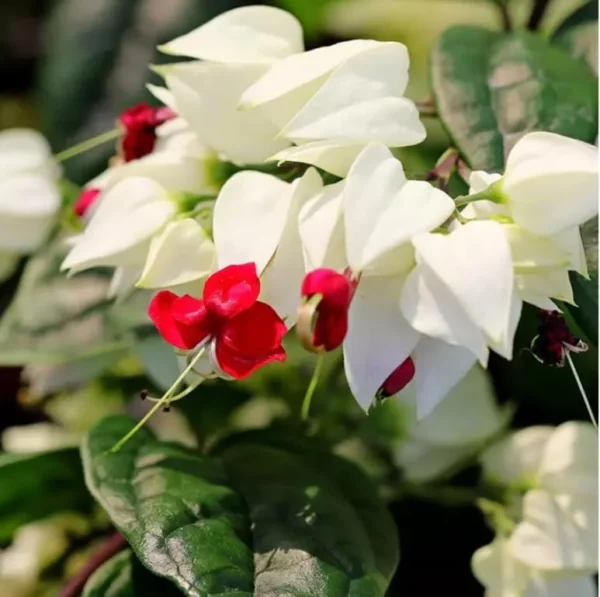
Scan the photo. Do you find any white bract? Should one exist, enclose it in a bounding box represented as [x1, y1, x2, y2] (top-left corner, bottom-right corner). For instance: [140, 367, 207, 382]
[473, 422, 598, 597]
[156, 6, 303, 164]
[299, 144, 460, 412]
[0, 129, 61, 280]
[393, 365, 511, 482]
[241, 40, 426, 176]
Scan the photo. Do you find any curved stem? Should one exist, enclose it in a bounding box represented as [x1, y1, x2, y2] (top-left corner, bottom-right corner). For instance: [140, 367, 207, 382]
[110, 347, 206, 452]
[454, 189, 498, 207]
[55, 129, 121, 163]
[301, 353, 324, 420]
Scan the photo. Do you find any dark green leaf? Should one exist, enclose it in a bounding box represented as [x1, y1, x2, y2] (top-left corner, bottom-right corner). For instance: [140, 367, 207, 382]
[82, 416, 398, 596]
[83, 549, 182, 596]
[553, 2, 598, 73]
[0, 448, 92, 543]
[431, 27, 598, 171]
[564, 272, 598, 346]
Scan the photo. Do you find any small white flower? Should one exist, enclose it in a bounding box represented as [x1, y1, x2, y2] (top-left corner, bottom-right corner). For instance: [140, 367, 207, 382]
[0, 129, 61, 259]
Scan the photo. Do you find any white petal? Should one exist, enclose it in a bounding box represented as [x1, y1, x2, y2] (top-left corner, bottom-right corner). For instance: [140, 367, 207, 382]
[503, 132, 598, 236]
[516, 270, 575, 305]
[393, 439, 476, 484]
[480, 426, 555, 486]
[259, 168, 323, 325]
[137, 219, 215, 289]
[409, 336, 477, 420]
[510, 490, 598, 572]
[160, 6, 303, 63]
[538, 422, 598, 497]
[471, 538, 529, 597]
[61, 178, 176, 273]
[0, 129, 55, 178]
[400, 264, 489, 365]
[343, 274, 420, 411]
[212, 171, 292, 274]
[344, 144, 454, 274]
[108, 264, 145, 301]
[0, 251, 19, 282]
[0, 176, 60, 253]
[412, 221, 515, 354]
[469, 171, 503, 194]
[240, 39, 381, 116]
[281, 44, 425, 145]
[298, 179, 347, 271]
[526, 572, 597, 597]
[167, 62, 290, 163]
[551, 227, 589, 278]
[146, 84, 176, 110]
[402, 364, 507, 445]
[505, 225, 571, 274]
[270, 140, 367, 177]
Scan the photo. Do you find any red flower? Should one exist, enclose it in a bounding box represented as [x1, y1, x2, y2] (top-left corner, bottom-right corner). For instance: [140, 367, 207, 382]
[376, 357, 415, 402]
[299, 268, 358, 352]
[118, 103, 176, 162]
[530, 310, 588, 367]
[72, 188, 101, 218]
[148, 263, 287, 379]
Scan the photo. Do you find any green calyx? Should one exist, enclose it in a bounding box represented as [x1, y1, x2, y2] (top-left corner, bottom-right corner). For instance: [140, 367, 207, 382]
[454, 179, 507, 207]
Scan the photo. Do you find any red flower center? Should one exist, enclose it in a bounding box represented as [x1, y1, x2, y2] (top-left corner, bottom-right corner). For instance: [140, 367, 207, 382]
[376, 357, 416, 402]
[118, 103, 177, 163]
[299, 268, 358, 352]
[72, 188, 102, 218]
[148, 263, 287, 379]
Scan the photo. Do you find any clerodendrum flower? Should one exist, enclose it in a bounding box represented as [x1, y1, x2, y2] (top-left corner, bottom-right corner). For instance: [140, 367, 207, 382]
[298, 144, 459, 413]
[0, 129, 61, 280]
[240, 39, 426, 176]
[149, 263, 286, 380]
[155, 6, 303, 164]
[473, 422, 598, 597]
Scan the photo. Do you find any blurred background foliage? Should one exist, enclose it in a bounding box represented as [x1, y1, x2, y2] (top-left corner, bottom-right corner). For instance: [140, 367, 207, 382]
[0, 1, 596, 596]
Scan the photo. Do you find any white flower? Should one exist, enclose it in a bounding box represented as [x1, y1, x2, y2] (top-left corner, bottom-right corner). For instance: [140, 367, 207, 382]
[241, 40, 426, 176]
[474, 422, 598, 596]
[393, 365, 511, 483]
[401, 220, 522, 368]
[299, 144, 457, 411]
[464, 170, 589, 311]
[479, 132, 598, 237]
[156, 6, 304, 164]
[0, 129, 61, 260]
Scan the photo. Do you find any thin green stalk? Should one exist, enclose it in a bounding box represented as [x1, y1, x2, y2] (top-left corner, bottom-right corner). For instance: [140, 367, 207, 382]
[55, 129, 121, 163]
[109, 348, 206, 452]
[301, 354, 324, 420]
[566, 352, 597, 429]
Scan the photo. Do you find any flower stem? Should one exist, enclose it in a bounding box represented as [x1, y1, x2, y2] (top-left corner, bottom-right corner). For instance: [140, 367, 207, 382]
[453, 189, 497, 207]
[301, 353, 324, 420]
[109, 348, 206, 452]
[54, 129, 121, 163]
[566, 352, 597, 429]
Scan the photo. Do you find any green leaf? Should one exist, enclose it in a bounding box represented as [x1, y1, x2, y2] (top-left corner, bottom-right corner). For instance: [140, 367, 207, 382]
[83, 549, 182, 596]
[553, 1, 598, 73]
[82, 415, 398, 596]
[431, 27, 598, 171]
[0, 448, 92, 543]
[564, 271, 598, 345]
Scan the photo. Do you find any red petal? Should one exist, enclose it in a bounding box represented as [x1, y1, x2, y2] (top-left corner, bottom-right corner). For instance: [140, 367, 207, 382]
[172, 295, 207, 325]
[313, 307, 348, 352]
[215, 342, 286, 379]
[220, 301, 287, 356]
[378, 357, 415, 398]
[73, 188, 101, 218]
[203, 263, 260, 319]
[148, 291, 209, 350]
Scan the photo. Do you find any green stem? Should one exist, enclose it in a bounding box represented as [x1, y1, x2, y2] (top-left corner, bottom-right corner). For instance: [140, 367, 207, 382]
[566, 352, 598, 429]
[109, 347, 206, 452]
[301, 353, 324, 420]
[55, 129, 121, 163]
[454, 189, 498, 207]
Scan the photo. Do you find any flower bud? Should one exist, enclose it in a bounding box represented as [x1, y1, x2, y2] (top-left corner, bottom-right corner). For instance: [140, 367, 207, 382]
[297, 268, 357, 352]
[72, 187, 101, 218]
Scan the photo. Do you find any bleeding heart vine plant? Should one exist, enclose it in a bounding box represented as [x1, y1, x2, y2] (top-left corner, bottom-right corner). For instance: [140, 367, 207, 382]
[0, 3, 597, 597]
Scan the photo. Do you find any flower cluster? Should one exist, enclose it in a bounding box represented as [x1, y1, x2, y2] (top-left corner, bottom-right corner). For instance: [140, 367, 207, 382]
[473, 422, 598, 597]
[3, 6, 597, 420]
